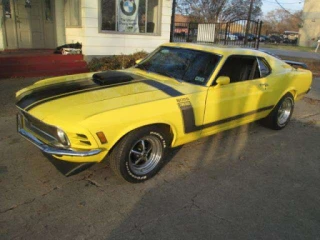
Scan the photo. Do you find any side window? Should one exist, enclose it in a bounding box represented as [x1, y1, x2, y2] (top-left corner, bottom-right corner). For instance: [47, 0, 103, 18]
[257, 58, 271, 77]
[65, 0, 82, 28]
[216, 55, 260, 83]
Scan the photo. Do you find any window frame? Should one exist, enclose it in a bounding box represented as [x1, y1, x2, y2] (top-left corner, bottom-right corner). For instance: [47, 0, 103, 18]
[65, 0, 82, 28]
[214, 55, 272, 85]
[257, 57, 272, 78]
[99, 0, 162, 36]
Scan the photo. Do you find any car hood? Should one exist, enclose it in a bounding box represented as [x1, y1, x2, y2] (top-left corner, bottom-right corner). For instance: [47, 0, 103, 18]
[16, 70, 204, 124]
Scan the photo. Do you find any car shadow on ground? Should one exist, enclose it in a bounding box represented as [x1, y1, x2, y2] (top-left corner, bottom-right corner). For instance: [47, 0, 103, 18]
[105, 120, 320, 240]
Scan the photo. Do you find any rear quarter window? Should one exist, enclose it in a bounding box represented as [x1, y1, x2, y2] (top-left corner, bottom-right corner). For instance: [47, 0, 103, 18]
[257, 58, 271, 77]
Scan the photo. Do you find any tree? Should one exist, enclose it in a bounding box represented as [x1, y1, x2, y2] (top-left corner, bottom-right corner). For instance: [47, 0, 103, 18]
[176, 0, 228, 22]
[223, 0, 262, 21]
[261, 9, 303, 34]
[176, 0, 262, 23]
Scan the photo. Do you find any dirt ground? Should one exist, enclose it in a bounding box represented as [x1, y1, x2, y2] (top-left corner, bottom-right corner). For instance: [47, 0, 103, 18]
[0, 77, 320, 240]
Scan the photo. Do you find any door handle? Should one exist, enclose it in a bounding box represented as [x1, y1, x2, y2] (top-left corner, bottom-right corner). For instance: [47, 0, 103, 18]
[259, 83, 269, 89]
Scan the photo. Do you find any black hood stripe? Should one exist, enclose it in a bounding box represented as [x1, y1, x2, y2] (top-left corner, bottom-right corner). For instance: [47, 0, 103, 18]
[16, 71, 144, 110]
[16, 78, 97, 110]
[143, 80, 183, 97]
[17, 77, 184, 111]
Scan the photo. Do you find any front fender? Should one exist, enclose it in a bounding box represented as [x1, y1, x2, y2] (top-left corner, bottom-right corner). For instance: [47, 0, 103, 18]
[79, 99, 186, 157]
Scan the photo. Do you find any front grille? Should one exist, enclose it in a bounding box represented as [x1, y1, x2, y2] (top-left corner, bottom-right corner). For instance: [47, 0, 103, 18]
[20, 111, 58, 144]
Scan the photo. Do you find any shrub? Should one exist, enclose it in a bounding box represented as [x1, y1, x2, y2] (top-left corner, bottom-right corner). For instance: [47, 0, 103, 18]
[88, 51, 148, 72]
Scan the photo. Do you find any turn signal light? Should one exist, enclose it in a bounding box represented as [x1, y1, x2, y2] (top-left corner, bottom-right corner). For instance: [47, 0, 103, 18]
[96, 131, 107, 144]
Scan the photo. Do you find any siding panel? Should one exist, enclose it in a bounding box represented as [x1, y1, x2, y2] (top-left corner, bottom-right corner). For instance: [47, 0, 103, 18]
[78, 0, 172, 56]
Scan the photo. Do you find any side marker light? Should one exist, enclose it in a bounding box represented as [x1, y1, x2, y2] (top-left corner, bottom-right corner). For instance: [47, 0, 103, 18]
[96, 131, 107, 144]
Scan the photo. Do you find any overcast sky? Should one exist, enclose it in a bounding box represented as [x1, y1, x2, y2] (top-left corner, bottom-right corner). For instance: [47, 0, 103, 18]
[261, 0, 304, 15]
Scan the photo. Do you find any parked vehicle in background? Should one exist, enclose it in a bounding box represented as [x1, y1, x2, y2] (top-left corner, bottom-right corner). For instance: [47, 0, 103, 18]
[232, 33, 254, 41]
[226, 33, 238, 41]
[233, 32, 245, 40]
[268, 35, 283, 43]
[217, 31, 238, 41]
[283, 31, 299, 44]
[259, 35, 270, 42]
[247, 34, 256, 41]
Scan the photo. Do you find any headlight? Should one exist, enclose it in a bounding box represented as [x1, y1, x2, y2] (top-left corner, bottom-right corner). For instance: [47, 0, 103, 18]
[56, 128, 70, 147]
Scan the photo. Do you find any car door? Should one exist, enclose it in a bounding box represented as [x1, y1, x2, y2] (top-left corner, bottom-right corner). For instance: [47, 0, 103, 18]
[201, 55, 273, 136]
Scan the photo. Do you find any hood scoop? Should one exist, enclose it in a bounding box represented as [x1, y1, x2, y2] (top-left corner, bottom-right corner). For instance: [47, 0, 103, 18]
[92, 71, 138, 86]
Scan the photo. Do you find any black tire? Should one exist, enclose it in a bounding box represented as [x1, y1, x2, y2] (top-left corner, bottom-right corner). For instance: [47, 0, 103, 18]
[109, 126, 171, 183]
[261, 93, 294, 130]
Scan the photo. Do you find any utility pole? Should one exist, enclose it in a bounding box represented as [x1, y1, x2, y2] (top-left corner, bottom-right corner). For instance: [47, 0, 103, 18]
[244, 0, 254, 45]
[170, 0, 176, 42]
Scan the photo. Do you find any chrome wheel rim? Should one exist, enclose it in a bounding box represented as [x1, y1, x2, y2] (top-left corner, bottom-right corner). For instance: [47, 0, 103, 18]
[128, 136, 163, 175]
[277, 97, 293, 126]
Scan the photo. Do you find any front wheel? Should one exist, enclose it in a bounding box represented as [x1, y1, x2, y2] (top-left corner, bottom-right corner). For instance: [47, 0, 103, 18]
[261, 93, 294, 130]
[109, 126, 170, 183]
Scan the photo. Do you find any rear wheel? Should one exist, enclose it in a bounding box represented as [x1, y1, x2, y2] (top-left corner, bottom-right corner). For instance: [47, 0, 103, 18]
[261, 93, 294, 130]
[109, 126, 170, 183]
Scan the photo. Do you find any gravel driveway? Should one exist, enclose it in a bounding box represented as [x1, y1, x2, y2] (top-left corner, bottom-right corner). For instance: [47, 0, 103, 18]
[0, 77, 319, 240]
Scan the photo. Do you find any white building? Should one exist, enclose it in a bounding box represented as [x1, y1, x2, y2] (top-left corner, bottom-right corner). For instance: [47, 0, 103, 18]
[0, 0, 173, 58]
[299, 0, 320, 47]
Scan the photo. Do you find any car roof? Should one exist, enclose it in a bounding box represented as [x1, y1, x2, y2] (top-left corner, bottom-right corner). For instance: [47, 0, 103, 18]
[161, 42, 266, 58]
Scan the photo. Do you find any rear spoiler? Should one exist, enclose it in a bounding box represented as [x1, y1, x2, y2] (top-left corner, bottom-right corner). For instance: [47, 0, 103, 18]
[283, 60, 308, 70]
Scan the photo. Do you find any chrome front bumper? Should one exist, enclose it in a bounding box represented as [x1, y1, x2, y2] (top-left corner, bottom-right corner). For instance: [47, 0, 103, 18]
[17, 114, 102, 157]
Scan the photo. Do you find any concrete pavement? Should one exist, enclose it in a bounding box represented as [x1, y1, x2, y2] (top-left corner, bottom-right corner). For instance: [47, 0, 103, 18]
[0, 77, 319, 240]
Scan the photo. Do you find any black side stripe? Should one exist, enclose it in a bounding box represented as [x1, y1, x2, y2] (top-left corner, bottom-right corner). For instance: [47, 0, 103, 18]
[178, 100, 274, 133]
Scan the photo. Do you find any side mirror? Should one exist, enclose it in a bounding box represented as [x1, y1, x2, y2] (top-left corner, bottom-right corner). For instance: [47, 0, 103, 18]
[135, 58, 143, 64]
[216, 76, 230, 86]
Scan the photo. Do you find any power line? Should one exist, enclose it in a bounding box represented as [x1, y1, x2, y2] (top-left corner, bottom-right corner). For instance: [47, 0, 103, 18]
[263, 0, 303, 4]
[273, 0, 303, 20]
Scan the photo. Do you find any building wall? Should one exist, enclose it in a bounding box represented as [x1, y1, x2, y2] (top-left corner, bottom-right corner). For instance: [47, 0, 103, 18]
[65, 0, 172, 57]
[299, 0, 320, 47]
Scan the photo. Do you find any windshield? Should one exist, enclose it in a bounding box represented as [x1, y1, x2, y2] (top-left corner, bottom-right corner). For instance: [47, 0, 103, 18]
[136, 46, 221, 85]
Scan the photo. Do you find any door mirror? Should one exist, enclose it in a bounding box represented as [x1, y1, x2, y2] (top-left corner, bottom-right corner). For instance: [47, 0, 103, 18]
[135, 58, 143, 64]
[216, 76, 230, 85]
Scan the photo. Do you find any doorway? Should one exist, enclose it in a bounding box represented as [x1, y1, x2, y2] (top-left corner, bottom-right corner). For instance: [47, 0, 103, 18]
[2, 0, 56, 49]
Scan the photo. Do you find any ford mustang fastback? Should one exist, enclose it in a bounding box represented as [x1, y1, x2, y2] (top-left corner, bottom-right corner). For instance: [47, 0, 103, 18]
[16, 43, 312, 183]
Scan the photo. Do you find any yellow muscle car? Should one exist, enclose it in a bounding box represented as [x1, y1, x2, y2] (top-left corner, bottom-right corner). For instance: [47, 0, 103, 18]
[16, 43, 312, 183]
